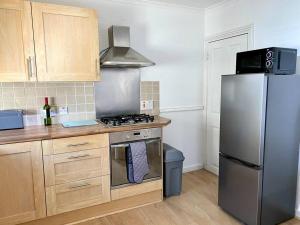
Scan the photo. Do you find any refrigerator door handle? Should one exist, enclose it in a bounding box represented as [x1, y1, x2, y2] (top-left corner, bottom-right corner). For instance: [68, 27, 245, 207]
[220, 153, 262, 170]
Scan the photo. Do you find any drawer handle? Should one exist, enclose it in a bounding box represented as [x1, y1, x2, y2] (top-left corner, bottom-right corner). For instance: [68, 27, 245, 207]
[69, 182, 91, 189]
[67, 142, 89, 147]
[67, 154, 90, 159]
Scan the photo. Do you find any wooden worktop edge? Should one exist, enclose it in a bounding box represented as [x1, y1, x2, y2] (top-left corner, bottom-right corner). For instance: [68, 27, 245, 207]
[0, 116, 171, 145]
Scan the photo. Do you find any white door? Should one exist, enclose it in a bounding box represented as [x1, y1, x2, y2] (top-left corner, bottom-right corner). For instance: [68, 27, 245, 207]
[205, 34, 249, 175]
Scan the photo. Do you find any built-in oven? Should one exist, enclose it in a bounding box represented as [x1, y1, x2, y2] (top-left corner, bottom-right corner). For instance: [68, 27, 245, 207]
[110, 128, 162, 188]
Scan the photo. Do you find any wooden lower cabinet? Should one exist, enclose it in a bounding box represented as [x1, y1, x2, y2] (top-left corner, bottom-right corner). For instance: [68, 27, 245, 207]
[0, 141, 46, 225]
[42, 134, 111, 216]
[46, 176, 111, 216]
[0, 134, 163, 225]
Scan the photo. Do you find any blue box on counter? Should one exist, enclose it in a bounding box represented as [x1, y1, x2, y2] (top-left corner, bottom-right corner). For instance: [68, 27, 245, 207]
[0, 110, 24, 130]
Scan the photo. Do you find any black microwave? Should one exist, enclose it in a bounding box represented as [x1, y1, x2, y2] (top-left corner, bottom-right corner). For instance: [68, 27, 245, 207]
[236, 47, 297, 75]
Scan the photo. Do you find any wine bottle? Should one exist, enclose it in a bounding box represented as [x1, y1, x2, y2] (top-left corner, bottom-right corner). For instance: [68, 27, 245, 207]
[43, 97, 52, 126]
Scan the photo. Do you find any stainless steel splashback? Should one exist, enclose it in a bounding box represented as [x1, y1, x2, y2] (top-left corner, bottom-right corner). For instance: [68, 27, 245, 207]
[95, 68, 140, 118]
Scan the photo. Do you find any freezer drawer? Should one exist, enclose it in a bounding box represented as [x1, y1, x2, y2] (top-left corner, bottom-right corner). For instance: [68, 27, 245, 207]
[218, 155, 262, 225]
[220, 74, 267, 166]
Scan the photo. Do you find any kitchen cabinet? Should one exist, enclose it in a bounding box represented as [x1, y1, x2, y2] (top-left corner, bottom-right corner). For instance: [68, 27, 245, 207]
[32, 2, 100, 81]
[0, 1, 100, 82]
[0, 0, 36, 82]
[0, 121, 170, 225]
[46, 176, 110, 216]
[0, 141, 46, 225]
[42, 134, 111, 216]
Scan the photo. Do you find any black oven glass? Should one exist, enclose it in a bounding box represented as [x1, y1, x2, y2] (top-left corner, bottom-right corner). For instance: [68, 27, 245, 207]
[110, 138, 162, 187]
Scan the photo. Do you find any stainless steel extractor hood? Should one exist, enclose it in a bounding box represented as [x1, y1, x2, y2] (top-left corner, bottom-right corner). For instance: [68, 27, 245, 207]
[100, 26, 155, 68]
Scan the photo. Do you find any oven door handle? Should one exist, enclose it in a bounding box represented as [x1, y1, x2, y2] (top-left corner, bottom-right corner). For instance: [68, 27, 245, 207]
[111, 139, 160, 148]
[111, 143, 129, 148]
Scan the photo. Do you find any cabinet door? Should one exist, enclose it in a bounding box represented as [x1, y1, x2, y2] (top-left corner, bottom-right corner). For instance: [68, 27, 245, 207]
[46, 176, 110, 216]
[0, 0, 36, 82]
[32, 2, 100, 82]
[0, 142, 46, 225]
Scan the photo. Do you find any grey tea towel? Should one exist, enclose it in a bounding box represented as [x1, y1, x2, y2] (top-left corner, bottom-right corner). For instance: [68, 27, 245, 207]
[129, 141, 149, 183]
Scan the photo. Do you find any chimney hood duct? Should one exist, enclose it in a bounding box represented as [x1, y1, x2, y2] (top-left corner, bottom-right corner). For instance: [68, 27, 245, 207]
[100, 26, 155, 68]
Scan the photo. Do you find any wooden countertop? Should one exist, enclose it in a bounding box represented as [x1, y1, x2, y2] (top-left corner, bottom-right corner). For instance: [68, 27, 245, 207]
[0, 116, 171, 145]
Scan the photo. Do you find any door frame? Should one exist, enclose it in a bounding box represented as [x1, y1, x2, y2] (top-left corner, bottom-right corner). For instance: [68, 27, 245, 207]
[202, 24, 255, 175]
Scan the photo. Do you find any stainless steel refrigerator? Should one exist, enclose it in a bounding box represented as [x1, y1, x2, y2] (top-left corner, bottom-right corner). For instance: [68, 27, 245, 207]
[218, 73, 300, 225]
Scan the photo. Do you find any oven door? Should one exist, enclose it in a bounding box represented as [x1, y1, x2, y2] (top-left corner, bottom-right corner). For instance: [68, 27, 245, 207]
[110, 138, 162, 188]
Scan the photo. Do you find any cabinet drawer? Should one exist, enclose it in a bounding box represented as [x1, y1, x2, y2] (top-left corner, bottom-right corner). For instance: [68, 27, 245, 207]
[46, 176, 110, 216]
[43, 134, 109, 155]
[44, 148, 109, 186]
[111, 179, 162, 201]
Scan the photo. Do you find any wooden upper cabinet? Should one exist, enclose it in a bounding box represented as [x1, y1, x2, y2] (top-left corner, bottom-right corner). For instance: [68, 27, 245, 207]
[31, 2, 100, 81]
[0, 141, 46, 225]
[0, 0, 36, 82]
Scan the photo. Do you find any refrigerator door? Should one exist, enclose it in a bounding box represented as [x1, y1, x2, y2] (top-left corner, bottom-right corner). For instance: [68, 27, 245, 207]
[220, 74, 267, 166]
[219, 154, 262, 225]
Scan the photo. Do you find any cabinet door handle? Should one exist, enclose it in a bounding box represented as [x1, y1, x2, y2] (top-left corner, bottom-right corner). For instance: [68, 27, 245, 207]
[69, 182, 91, 189]
[67, 142, 89, 147]
[67, 154, 90, 159]
[31, 56, 36, 78]
[96, 58, 100, 78]
[27, 57, 33, 78]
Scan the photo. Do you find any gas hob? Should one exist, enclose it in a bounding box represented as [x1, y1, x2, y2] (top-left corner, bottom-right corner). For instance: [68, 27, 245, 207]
[100, 114, 155, 127]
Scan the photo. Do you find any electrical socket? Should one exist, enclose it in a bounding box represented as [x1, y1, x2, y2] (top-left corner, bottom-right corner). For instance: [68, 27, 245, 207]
[40, 106, 57, 117]
[59, 106, 69, 115]
[141, 100, 153, 111]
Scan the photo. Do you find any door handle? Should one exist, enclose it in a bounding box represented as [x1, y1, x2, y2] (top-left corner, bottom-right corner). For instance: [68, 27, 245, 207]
[67, 154, 90, 159]
[69, 182, 91, 189]
[67, 142, 89, 147]
[31, 56, 36, 78]
[27, 56, 36, 80]
[96, 58, 100, 78]
[27, 57, 33, 78]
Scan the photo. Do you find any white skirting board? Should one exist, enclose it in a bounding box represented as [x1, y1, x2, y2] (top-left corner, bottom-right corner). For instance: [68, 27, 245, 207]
[183, 163, 204, 173]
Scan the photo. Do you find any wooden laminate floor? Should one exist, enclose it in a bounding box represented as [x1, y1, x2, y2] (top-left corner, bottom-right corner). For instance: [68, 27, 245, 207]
[77, 170, 300, 225]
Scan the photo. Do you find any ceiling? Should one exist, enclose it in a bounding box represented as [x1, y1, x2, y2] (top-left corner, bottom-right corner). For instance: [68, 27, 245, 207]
[147, 0, 225, 8]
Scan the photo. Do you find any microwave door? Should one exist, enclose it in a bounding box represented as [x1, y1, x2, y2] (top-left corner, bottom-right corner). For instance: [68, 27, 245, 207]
[236, 51, 266, 74]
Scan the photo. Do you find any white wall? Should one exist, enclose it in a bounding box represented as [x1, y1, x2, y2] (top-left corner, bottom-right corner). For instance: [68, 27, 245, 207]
[205, 0, 300, 216]
[35, 0, 205, 171]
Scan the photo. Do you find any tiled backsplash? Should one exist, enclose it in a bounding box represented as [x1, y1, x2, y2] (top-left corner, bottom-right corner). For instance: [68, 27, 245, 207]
[0, 81, 159, 126]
